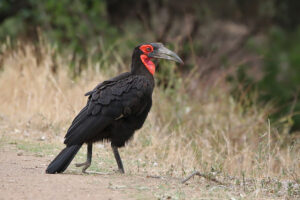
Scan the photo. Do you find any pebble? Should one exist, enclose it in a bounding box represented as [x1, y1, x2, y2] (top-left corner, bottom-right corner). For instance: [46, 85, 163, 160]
[38, 136, 46, 141]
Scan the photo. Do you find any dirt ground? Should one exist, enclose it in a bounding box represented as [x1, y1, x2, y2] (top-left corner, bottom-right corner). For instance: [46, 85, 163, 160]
[0, 140, 255, 200]
[0, 147, 136, 200]
[0, 142, 224, 200]
[0, 132, 299, 200]
[1, 139, 300, 200]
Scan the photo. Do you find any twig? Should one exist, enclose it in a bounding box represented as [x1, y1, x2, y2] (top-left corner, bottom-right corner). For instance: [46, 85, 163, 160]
[181, 171, 224, 185]
[242, 171, 246, 192]
[67, 169, 110, 175]
[146, 175, 162, 179]
[85, 171, 110, 175]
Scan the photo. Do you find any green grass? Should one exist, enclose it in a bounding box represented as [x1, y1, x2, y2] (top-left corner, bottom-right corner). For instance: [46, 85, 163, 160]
[0, 136, 62, 156]
[16, 141, 61, 156]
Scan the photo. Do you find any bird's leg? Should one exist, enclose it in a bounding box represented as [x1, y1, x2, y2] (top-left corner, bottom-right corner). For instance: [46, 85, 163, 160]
[111, 144, 125, 174]
[75, 143, 92, 173]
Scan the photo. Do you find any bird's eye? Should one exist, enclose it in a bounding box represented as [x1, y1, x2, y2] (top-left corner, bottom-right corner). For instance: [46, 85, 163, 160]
[146, 47, 151, 52]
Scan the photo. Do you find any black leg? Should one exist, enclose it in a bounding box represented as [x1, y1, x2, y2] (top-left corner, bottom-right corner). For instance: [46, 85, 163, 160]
[111, 144, 125, 173]
[75, 143, 92, 173]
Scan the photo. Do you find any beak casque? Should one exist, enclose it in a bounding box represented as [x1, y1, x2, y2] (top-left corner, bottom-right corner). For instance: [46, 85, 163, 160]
[148, 43, 184, 64]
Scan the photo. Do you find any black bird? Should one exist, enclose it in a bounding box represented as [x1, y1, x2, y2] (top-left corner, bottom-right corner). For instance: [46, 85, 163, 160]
[46, 43, 183, 174]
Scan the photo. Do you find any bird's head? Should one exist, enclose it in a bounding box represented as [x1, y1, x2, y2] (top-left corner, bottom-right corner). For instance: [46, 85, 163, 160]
[131, 43, 183, 76]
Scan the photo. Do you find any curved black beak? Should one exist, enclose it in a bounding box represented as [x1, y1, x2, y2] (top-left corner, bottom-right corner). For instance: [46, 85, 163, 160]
[148, 43, 184, 64]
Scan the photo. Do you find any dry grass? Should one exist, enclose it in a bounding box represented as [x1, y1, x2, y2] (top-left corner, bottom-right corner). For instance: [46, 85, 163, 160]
[0, 40, 299, 198]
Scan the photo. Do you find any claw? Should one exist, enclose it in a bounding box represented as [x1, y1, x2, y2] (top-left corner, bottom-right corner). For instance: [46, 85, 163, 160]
[75, 162, 88, 167]
[75, 161, 91, 173]
[75, 143, 93, 173]
[113, 168, 125, 174]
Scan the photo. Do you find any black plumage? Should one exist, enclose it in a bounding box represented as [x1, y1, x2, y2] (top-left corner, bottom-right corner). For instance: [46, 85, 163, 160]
[46, 43, 183, 174]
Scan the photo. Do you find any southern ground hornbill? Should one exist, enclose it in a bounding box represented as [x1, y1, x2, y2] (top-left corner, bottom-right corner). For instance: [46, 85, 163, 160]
[46, 43, 183, 174]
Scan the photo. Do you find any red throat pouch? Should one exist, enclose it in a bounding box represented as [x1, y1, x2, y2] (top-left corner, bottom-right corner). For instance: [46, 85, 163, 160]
[140, 55, 155, 75]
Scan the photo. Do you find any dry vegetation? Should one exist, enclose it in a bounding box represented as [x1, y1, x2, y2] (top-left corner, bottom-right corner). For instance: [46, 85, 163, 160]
[0, 40, 299, 199]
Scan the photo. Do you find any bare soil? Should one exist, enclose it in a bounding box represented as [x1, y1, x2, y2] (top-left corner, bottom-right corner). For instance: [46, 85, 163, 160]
[0, 134, 298, 200]
[0, 147, 137, 200]
[0, 142, 220, 200]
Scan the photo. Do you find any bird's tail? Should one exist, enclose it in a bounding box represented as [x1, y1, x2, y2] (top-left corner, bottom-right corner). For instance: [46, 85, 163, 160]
[46, 145, 81, 174]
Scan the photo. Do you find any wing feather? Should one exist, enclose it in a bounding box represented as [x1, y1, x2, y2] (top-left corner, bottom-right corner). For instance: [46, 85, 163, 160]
[64, 74, 153, 146]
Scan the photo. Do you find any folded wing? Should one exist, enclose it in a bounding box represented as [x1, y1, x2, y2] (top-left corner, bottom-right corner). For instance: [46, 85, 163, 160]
[64, 74, 152, 146]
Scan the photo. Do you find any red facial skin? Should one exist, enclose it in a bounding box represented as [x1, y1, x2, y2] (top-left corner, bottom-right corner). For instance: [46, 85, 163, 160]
[139, 45, 155, 75]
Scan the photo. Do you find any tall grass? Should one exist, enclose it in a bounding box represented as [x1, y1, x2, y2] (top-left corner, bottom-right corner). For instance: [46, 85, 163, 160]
[0, 40, 299, 182]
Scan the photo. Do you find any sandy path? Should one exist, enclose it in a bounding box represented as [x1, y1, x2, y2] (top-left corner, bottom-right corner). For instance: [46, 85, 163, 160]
[0, 148, 135, 200]
[1, 140, 291, 200]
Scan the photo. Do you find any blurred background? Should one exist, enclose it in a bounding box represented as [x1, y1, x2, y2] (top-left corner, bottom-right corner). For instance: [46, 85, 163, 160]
[1, 0, 299, 132]
[0, 0, 299, 186]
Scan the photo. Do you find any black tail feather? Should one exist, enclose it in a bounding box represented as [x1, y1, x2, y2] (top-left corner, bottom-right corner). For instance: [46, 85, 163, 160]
[46, 145, 81, 174]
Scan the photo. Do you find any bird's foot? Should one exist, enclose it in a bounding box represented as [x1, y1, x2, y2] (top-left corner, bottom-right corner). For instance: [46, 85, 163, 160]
[115, 168, 125, 174]
[75, 161, 91, 173]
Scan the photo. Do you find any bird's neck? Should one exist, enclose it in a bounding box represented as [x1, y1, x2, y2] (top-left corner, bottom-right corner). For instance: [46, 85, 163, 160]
[131, 54, 155, 80]
[140, 55, 155, 75]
